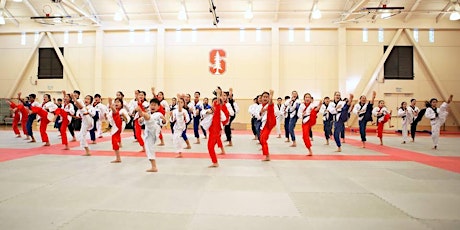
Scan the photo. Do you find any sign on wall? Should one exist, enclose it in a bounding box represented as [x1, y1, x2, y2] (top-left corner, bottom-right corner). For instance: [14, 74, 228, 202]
[209, 49, 226, 75]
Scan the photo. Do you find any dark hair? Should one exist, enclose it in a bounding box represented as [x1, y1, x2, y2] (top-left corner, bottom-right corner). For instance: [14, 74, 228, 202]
[57, 98, 62, 102]
[195, 91, 200, 96]
[94, 94, 101, 98]
[284, 96, 290, 100]
[277, 97, 282, 100]
[429, 98, 437, 103]
[86, 95, 93, 104]
[323, 96, 330, 100]
[73, 90, 80, 96]
[117, 91, 124, 97]
[44, 94, 51, 101]
[261, 91, 269, 96]
[303, 93, 311, 99]
[410, 98, 416, 103]
[150, 98, 160, 105]
[425, 101, 431, 108]
[114, 98, 123, 106]
[400, 101, 407, 109]
[29, 94, 36, 99]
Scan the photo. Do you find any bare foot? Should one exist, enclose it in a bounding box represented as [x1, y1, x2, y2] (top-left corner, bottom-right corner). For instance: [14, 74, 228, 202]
[184, 146, 191, 149]
[98, 136, 103, 138]
[175, 153, 183, 158]
[63, 147, 70, 150]
[252, 137, 257, 140]
[277, 135, 281, 138]
[133, 140, 138, 143]
[28, 140, 36, 143]
[208, 163, 219, 168]
[82, 153, 91, 156]
[289, 144, 296, 147]
[285, 139, 290, 143]
[194, 141, 200, 144]
[157, 143, 165, 146]
[71, 138, 76, 142]
[335, 147, 342, 152]
[139, 148, 145, 152]
[90, 141, 96, 144]
[110, 160, 122, 163]
[43, 143, 50, 146]
[432, 145, 438, 150]
[16, 135, 21, 138]
[146, 168, 158, 172]
[262, 157, 271, 162]
[24, 137, 30, 140]
[218, 152, 225, 155]
[402, 141, 406, 144]
[203, 136, 207, 139]
[226, 143, 233, 147]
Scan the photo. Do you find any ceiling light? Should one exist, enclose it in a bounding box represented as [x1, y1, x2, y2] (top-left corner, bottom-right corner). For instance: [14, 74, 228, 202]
[245, 2, 253, 19]
[450, 11, 460, 20]
[381, 12, 392, 19]
[13, 0, 23, 2]
[312, 5, 322, 19]
[0, 16, 5, 25]
[178, 4, 187, 20]
[113, 10, 123, 21]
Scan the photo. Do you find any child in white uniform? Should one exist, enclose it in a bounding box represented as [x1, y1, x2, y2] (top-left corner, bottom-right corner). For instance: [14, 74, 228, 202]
[138, 98, 166, 172]
[73, 94, 95, 156]
[397, 101, 410, 144]
[170, 97, 190, 157]
[424, 95, 453, 150]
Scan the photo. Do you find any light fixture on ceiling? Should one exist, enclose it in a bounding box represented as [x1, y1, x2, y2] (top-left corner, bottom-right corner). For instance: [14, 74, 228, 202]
[0, 11, 5, 25]
[178, 2, 187, 20]
[450, 11, 460, 20]
[312, 4, 322, 19]
[113, 9, 123, 21]
[13, 0, 23, 2]
[450, 1, 460, 20]
[380, 12, 392, 19]
[245, 1, 253, 19]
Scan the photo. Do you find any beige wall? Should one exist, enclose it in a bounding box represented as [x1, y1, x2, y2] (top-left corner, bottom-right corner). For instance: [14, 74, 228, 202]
[0, 28, 459, 129]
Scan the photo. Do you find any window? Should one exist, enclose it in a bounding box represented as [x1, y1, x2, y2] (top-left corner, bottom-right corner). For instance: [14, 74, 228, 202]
[384, 46, 414, 80]
[38, 47, 64, 79]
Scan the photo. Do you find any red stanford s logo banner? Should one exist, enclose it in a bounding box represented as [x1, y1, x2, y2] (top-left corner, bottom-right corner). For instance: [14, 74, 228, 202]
[209, 49, 226, 75]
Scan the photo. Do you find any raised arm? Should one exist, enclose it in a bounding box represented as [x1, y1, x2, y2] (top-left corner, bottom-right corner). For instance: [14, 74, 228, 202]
[72, 94, 83, 109]
[371, 91, 376, 105]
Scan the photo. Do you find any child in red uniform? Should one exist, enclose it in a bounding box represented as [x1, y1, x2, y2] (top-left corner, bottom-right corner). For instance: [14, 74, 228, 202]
[372, 100, 394, 145]
[297, 93, 322, 156]
[107, 98, 124, 163]
[259, 90, 276, 161]
[6, 100, 21, 137]
[207, 87, 228, 168]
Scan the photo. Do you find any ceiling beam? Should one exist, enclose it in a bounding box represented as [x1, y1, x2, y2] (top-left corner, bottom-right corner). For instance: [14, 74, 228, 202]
[57, 2, 71, 17]
[181, 0, 189, 23]
[341, 0, 369, 21]
[23, 0, 40, 17]
[62, 0, 100, 25]
[4, 8, 19, 26]
[273, 0, 280, 22]
[371, 0, 386, 22]
[436, 1, 453, 23]
[115, 0, 130, 23]
[151, 0, 163, 24]
[308, 0, 319, 23]
[404, 0, 422, 22]
[85, 0, 101, 24]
